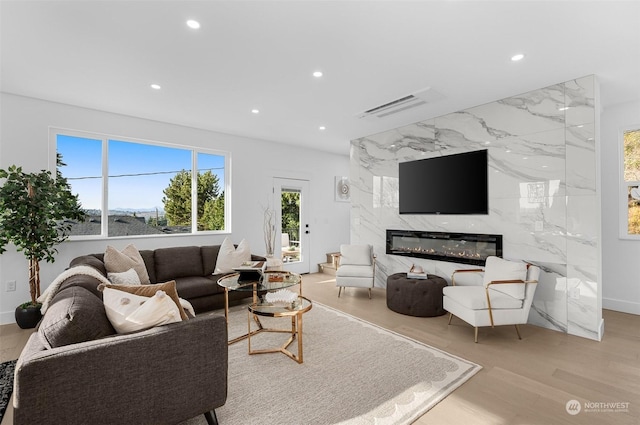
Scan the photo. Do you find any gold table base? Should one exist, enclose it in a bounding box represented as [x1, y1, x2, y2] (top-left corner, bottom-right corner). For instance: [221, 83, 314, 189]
[219, 272, 303, 345]
[246, 296, 312, 364]
[247, 311, 305, 363]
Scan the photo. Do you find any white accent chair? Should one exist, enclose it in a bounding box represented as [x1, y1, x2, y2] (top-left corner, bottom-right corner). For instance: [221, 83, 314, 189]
[336, 244, 376, 299]
[442, 256, 540, 343]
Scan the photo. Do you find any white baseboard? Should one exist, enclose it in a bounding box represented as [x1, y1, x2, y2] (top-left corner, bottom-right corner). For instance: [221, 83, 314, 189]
[603, 297, 640, 315]
[0, 310, 16, 326]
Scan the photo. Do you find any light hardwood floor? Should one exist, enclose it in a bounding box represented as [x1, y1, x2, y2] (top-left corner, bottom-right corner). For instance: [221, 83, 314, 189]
[2, 272, 639, 425]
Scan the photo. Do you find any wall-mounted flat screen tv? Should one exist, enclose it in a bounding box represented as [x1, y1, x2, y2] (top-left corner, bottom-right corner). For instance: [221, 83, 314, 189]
[399, 149, 488, 215]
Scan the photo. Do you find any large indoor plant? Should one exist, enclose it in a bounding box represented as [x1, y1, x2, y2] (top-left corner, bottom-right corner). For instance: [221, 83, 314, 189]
[0, 155, 85, 328]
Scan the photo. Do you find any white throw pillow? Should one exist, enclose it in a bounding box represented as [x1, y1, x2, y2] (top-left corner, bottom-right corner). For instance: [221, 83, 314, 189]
[340, 244, 372, 266]
[214, 238, 251, 274]
[104, 244, 151, 284]
[483, 256, 527, 300]
[102, 287, 181, 334]
[107, 268, 141, 286]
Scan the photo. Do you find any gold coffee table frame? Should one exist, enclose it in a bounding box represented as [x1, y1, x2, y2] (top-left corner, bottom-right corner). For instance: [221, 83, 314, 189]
[217, 271, 302, 344]
[247, 296, 312, 364]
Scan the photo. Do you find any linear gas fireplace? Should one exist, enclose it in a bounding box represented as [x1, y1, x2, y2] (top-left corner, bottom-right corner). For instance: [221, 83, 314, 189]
[386, 229, 503, 266]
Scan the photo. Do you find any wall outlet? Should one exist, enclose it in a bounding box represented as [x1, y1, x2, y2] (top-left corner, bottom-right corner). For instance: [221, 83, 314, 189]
[569, 287, 580, 299]
[6, 280, 16, 292]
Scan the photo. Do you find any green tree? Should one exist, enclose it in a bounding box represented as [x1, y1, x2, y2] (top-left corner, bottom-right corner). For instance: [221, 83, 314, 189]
[148, 207, 167, 227]
[281, 191, 300, 241]
[163, 170, 222, 227]
[624, 129, 640, 181]
[201, 191, 225, 230]
[163, 170, 191, 225]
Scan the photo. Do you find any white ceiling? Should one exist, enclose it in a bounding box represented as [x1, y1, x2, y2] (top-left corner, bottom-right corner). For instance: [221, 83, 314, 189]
[2, 1, 639, 156]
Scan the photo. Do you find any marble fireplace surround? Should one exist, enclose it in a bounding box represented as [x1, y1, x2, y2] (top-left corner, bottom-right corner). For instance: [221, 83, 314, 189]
[350, 75, 602, 341]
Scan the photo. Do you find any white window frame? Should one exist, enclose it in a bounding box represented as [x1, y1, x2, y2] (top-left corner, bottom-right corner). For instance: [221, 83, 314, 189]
[618, 124, 640, 240]
[49, 127, 231, 240]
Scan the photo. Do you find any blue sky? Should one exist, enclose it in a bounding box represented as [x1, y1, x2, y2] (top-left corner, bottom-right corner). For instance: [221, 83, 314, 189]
[57, 135, 225, 211]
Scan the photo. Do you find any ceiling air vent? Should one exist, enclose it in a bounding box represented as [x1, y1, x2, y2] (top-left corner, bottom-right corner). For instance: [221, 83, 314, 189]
[358, 87, 443, 120]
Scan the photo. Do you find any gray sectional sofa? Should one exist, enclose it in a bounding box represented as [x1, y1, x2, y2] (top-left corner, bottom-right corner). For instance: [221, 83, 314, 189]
[70, 245, 267, 313]
[13, 244, 265, 425]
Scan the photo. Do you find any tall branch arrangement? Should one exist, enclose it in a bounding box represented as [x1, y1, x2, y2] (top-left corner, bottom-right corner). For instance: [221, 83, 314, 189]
[262, 205, 276, 257]
[0, 155, 85, 306]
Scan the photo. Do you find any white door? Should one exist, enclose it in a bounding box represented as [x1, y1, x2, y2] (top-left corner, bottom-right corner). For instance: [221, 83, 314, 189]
[273, 178, 310, 274]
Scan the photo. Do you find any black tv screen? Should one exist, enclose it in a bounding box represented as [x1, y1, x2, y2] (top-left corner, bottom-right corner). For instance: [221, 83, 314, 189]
[399, 149, 488, 214]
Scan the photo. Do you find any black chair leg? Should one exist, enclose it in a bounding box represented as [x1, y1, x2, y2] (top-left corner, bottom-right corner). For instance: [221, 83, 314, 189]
[204, 410, 218, 425]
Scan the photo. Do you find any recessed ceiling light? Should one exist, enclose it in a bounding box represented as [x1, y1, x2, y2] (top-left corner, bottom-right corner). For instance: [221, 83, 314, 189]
[319, 126, 326, 130]
[511, 53, 525, 62]
[313, 71, 323, 78]
[150, 84, 161, 90]
[187, 20, 200, 29]
[251, 109, 260, 114]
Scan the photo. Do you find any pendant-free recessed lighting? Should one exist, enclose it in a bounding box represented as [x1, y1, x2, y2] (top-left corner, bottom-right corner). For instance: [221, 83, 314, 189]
[511, 53, 525, 62]
[251, 109, 260, 114]
[187, 20, 200, 29]
[319, 126, 326, 130]
[150, 84, 161, 90]
[313, 71, 323, 78]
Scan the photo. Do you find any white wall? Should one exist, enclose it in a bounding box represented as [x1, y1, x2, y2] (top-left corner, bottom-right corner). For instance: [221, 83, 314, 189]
[601, 100, 640, 314]
[0, 93, 350, 324]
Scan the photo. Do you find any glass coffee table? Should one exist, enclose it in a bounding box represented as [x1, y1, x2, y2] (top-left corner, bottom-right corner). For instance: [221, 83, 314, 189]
[248, 296, 312, 364]
[217, 271, 302, 344]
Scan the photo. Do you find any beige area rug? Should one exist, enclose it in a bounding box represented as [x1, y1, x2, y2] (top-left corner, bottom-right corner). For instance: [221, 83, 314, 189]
[182, 302, 481, 425]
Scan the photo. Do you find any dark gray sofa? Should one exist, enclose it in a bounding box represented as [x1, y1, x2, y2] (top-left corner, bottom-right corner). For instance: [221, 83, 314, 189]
[14, 312, 227, 425]
[69, 245, 266, 313]
[13, 244, 265, 425]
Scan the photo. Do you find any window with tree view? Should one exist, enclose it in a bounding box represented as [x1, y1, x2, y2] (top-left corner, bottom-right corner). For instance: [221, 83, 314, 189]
[55, 131, 228, 237]
[623, 128, 640, 236]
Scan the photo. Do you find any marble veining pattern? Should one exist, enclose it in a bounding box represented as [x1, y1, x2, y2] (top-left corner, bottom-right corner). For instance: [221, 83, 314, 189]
[350, 75, 601, 341]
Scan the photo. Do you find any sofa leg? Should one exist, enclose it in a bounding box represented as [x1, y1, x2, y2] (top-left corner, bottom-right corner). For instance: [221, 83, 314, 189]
[338, 287, 342, 298]
[204, 410, 218, 425]
[474, 327, 478, 343]
[447, 313, 453, 325]
[368, 288, 372, 299]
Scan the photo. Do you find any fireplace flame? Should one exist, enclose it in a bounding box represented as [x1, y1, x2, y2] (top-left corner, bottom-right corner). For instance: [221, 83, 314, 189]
[386, 230, 502, 266]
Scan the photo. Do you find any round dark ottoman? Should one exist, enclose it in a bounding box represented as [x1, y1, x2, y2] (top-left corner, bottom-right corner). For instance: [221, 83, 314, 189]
[386, 273, 447, 317]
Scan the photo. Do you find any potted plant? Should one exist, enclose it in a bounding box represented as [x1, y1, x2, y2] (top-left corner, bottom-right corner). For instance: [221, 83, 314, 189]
[0, 154, 85, 328]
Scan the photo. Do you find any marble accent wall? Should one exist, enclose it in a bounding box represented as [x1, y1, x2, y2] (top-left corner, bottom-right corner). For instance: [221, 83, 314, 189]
[350, 75, 602, 341]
